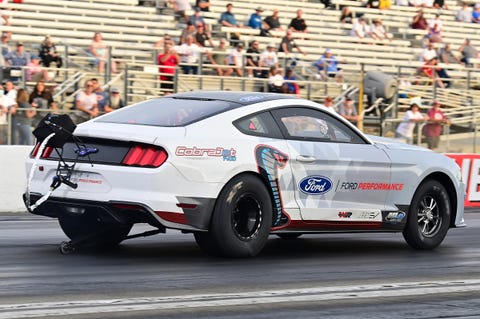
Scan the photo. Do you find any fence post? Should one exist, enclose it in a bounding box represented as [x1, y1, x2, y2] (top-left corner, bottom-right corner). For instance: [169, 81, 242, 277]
[124, 64, 129, 104]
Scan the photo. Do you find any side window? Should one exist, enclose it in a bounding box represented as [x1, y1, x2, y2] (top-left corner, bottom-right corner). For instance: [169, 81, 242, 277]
[234, 111, 283, 138]
[272, 107, 366, 144]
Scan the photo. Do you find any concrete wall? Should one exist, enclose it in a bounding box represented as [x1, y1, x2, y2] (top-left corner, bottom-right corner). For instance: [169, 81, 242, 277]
[0, 146, 32, 212]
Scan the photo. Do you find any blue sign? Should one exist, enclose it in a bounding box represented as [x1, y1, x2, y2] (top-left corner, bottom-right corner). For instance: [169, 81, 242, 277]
[298, 176, 332, 195]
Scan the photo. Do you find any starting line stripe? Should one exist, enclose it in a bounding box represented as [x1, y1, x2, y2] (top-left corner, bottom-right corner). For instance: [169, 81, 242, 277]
[1, 279, 480, 318]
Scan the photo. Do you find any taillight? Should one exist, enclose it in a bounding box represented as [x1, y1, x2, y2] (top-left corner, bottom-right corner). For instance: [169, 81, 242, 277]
[31, 143, 54, 159]
[122, 145, 168, 168]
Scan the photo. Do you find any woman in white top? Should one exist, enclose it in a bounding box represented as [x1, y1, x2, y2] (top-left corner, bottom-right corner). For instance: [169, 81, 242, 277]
[395, 102, 428, 144]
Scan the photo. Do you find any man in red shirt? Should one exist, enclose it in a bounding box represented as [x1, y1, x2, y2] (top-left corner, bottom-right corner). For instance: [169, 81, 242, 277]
[423, 100, 450, 150]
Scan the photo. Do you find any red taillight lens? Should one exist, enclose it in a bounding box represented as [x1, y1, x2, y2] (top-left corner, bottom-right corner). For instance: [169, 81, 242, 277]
[31, 143, 54, 158]
[122, 145, 168, 168]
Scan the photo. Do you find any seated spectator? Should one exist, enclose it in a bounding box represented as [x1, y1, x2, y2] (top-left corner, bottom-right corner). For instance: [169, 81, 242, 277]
[365, 0, 379, 9]
[283, 68, 299, 94]
[105, 87, 125, 112]
[180, 21, 197, 45]
[245, 40, 261, 77]
[259, 43, 279, 78]
[323, 96, 336, 112]
[338, 97, 361, 125]
[340, 6, 353, 24]
[459, 38, 478, 66]
[278, 30, 305, 56]
[91, 78, 109, 113]
[419, 42, 437, 62]
[395, 0, 409, 6]
[195, 24, 214, 48]
[369, 19, 391, 41]
[196, 0, 210, 12]
[0, 32, 11, 59]
[412, 10, 428, 29]
[420, 57, 450, 88]
[248, 7, 265, 32]
[350, 17, 368, 39]
[189, 7, 207, 30]
[433, 0, 448, 9]
[5, 42, 30, 83]
[207, 38, 229, 76]
[26, 55, 45, 82]
[38, 35, 62, 72]
[440, 43, 463, 65]
[89, 32, 118, 74]
[428, 23, 442, 43]
[379, 0, 391, 10]
[157, 42, 180, 94]
[168, 0, 191, 23]
[264, 9, 284, 33]
[74, 80, 98, 123]
[267, 66, 284, 93]
[225, 43, 244, 77]
[178, 35, 202, 75]
[219, 3, 242, 27]
[456, 2, 471, 23]
[473, 3, 480, 23]
[314, 48, 343, 82]
[289, 9, 308, 34]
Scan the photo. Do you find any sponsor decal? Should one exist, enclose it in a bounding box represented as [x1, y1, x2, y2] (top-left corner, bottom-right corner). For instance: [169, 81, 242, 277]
[175, 146, 237, 161]
[339, 182, 403, 191]
[299, 176, 333, 195]
[78, 178, 102, 184]
[359, 211, 380, 219]
[446, 154, 480, 207]
[385, 212, 406, 224]
[338, 211, 352, 219]
[239, 95, 265, 103]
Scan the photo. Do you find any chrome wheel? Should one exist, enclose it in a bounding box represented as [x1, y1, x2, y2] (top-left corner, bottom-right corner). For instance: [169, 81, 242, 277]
[417, 195, 442, 237]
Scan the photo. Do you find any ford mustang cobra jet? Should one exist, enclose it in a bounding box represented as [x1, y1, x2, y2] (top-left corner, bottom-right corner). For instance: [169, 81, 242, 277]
[24, 91, 465, 257]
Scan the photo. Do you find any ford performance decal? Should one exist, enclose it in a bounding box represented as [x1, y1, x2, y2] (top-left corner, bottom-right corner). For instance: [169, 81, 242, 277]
[255, 145, 289, 227]
[298, 176, 332, 195]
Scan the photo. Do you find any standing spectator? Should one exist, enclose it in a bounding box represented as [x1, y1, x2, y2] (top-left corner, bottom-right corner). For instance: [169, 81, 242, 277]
[278, 30, 305, 56]
[395, 102, 428, 144]
[259, 43, 279, 77]
[412, 10, 428, 30]
[11, 88, 35, 145]
[473, 3, 480, 23]
[195, 0, 210, 12]
[0, 32, 10, 58]
[219, 3, 242, 27]
[456, 2, 471, 23]
[459, 38, 478, 66]
[225, 43, 244, 77]
[208, 38, 229, 76]
[289, 9, 308, 34]
[157, 42, 180, 94]
[5, 42, 30, 83]
[90, 32, 117, 74]
[423, 100, 449, 150]
[245, 40, 261, 77]
[369, 19, 391, 41]
[340, 6, 354, 24]
[338, 97, 361, 125]
[105, 87, 125, 112]
[264, 9, 284, 33]
[314, 48, 343, 82]
[350, 17, 368, 39]
[29, 80, 53, 112]
[0, 83, 16, 144]
[74, 80, 98, 123]
[154, 33, 173, 52]
[38, 35, 62, 71]
[323, 96, 336, 112]
[91, 78, 109, 113]
[440, 43, 463, 65]
[168, 0, 191, 23]
[178, 35, 202, 74]
[4, 80, 16, 100]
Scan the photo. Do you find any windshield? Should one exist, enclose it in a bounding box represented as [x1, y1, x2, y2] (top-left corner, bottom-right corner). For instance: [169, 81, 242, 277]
[95, 97, 239, 127]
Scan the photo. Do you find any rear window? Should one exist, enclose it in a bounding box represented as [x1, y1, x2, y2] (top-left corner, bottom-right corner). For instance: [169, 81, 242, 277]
[95, 97, 239, 127]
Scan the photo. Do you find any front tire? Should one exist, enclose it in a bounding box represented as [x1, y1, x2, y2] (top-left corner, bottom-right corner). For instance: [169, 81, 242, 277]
[403, 179, 451, 250]
[195, 175, 273, 257]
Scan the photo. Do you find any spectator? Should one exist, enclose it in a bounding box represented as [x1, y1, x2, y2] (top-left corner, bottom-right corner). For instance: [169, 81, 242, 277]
[314, 48, 343, 82]
[245, 40, 261, 77]
[278, 30, 305, 56]
[4, 80, 16, 100]
[264, 9, 284, 33]
[365, 0, 379, 9]
[323, 96, 336, 112]
[419, 42, 437, 62]
[350, 17, 368, 39]
[168, 0, 191, 23]
[225, 43, 244, 77]
[412, 10, 428, 30]
[427, 23, 442, 43]
[248, 7, 265, 32]
[207, 38, 228, 76]
[195, 0, 210, 12]
[420, 57, 450, 88]
[219, 3, 242, 27]
[423, 100, 449, 150]
[189, 7, 207, 30]
[26, 55, 45, 82]
[338, 97, 361, 125]
[0, 32, 10, 58]
[440, 43, 463, 65]
[178, 34, 202, 74]
[90, 78, 109, 113]
[395, 102, 428, 144]
[157, 42, 180, 94]
[11, 88, 35, 145]
[369, 19, 391, 41]
[433, 0, 448, 9]
[179, 21, 197, 45]
[473, 3, 480, 23]
[0, 83, 16, 144]
[29, 80, 53, 110]
[105, 87, 125, 112]
[289, 9, 308, 34]
[195, 24, 214, 48]
[409, 0, 425, 7]
[259, 43, 279, 77]
[395, 0, 409, 6]
[154, 34, 173, 52]
[339, 6, 353, 24]
[456, 2, 471, 23]
[90, 32, 118, 74]
[379, 0, 391, 10]
[267, 66, 284, 93]
[459, 38, 478, 66]
[283, 68, 299, 94]
[398, 75, 412, 98]
[38, 35, 62, 71]
[74, 80, 98, 123]
[5, 42, 30, 83]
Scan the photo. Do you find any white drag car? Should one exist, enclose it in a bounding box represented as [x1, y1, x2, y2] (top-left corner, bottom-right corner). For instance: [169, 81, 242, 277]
[24, 91, 465, 257]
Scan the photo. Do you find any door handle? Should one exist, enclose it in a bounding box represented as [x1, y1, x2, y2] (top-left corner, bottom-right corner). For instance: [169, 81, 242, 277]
[296, 155, 316, 163]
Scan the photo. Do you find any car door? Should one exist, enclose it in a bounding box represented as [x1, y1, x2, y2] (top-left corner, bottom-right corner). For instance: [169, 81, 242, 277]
[271, 107, 392, 224]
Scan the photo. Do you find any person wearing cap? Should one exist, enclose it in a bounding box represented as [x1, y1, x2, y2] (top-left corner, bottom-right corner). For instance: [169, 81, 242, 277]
[424, 100, 450, 150]
[395, 102, 428, 144]
[248, 7, 264, 30]
[189, 7, 208, 32]
[259, 43, 279, 78]
[263, 9, 284, 33]
[105, 87, 125, 113]
[314, 48, 343, 82]
[338, 97, 361, 126]
[288, 9, 308, 34]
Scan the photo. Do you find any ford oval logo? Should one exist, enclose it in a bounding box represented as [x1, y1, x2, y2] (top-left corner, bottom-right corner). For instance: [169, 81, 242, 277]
[298, 176, 333, 195]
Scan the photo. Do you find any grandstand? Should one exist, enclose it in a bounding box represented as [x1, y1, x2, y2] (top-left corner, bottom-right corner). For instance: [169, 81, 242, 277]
[1, 0, 480, 150]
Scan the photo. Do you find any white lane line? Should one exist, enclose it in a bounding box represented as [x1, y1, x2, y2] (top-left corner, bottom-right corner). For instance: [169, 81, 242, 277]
[1, 279, 480, 318]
